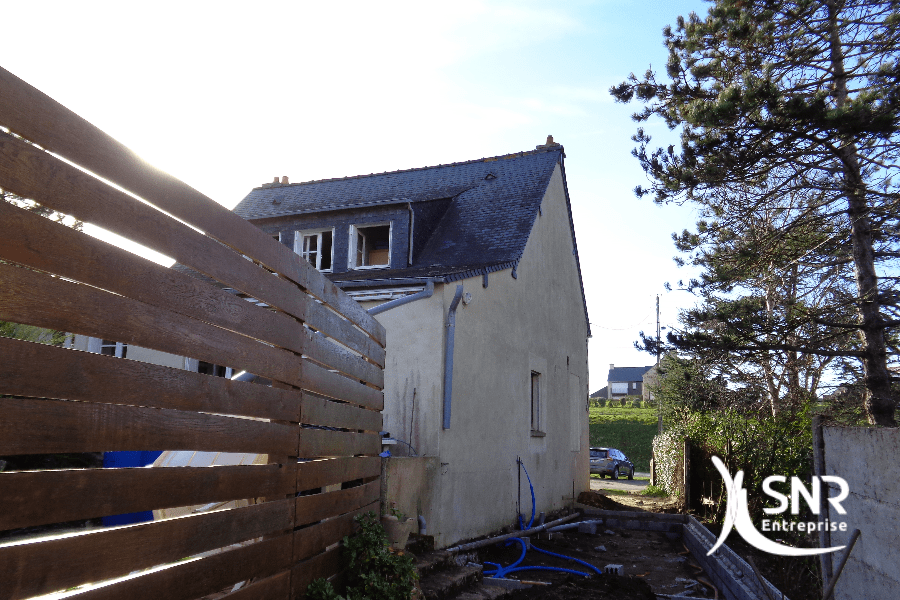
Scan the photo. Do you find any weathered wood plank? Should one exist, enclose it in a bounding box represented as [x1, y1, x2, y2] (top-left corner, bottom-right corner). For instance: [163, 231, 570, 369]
[298, 430, 381, 459]
[68, 535, 293, 600]
[0, 129, 385, 366]
[298, 359, 384, 410]
[0, 261, 381, 404]
[0, 337, 301, 422]
[291, 546, 342, 598]
[218, 571, 291, 600]
[301, 395, 383, 432]
[292, 501, 379, 562]
[296, 457, 381, 492]
[0, 397, 297, 457]
[0, 67, 386, 346]
[0, 499, 293, 599]
[0, 200, 383, 383]
[0, 463, 296, 531]
[295, 481, 381, 527]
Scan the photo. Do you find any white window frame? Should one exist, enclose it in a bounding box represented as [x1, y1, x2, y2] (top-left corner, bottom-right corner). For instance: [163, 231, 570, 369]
[295, 228, 334, 272]
[348, 222, 392, 270]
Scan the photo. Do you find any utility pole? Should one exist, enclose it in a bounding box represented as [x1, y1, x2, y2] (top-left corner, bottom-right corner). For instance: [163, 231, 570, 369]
[656, 295, 662, 434]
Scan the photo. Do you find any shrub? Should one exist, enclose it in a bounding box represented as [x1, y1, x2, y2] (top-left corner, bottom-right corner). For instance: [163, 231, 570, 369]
[632, 399, 642, 408]
[596, 398, 606, 407]
[651, 429, 684, 496]
[306, 512, 418, 600]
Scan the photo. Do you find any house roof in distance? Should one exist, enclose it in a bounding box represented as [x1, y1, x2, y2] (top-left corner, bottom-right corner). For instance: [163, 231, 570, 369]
[233, 137, 591, 336]
[608, 366, 654, 382]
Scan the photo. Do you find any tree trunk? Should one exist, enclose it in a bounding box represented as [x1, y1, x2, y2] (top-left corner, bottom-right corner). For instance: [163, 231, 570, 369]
[828, 0, 896, 425]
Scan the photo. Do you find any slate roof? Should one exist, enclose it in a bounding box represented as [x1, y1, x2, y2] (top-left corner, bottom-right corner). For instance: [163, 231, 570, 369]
[232, 143, 590, 335]
[608, 366, 654, 382]
[234, 147, 562, 274]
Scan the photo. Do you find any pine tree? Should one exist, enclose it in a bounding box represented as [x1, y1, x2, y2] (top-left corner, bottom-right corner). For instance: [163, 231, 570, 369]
[613, 0, 900, 425]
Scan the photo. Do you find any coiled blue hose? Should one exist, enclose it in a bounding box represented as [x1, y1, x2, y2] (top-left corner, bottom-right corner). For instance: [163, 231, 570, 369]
[480, 459, 600, 580]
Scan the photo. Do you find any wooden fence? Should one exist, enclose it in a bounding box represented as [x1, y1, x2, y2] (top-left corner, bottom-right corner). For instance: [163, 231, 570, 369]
[0, 66, 386, 600]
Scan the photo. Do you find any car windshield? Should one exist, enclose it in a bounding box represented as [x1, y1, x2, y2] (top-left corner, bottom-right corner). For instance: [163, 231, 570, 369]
[590, 449, 607, 458]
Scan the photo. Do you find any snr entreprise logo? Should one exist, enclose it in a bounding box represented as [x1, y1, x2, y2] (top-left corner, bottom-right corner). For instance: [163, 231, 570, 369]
[709, 456, 850, 557]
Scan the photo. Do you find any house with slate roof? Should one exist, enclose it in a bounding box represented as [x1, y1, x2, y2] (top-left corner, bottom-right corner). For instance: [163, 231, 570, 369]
[606, 364, 655, 400]
[72, 136, 591, 547]
[233, 136, 591, 547]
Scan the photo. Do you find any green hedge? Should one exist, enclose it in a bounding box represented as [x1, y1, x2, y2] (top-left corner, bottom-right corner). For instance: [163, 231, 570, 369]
[588, 419, 656, 472]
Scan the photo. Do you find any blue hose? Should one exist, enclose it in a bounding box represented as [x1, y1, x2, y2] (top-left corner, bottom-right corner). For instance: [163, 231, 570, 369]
[531, 543, 604, 576]
[517, 459, 535, 531]
[483, 538, 528, 577]
[481, 459, 600, 581]
[496, 565, 591, 577]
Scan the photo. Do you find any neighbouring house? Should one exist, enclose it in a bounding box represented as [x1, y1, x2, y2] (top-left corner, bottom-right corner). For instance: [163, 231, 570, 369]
[607, 364, 654, 400]
[590, 387, 608, 400]
[74, 136, 591, 548]
[642, 364, 660, 404]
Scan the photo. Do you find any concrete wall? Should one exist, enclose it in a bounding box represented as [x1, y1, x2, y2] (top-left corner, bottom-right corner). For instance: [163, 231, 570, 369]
[821, 426, 900, 600]
[370, 164, 590, 547]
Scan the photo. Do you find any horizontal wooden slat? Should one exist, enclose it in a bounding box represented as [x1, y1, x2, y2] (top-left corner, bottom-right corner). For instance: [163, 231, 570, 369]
[0, 111, 386, 356]
[0, 398, 297, 456]
[0, 337, 301, 422]
[0, 499, 293, 599]
[291, 546, 342, 598]
[0, 200, 383, 383]
[296, 457, 381, 491]
[297, 323, 383, 388]
[219, 571, 291, 600]
[293, 501, 379, 562]
[298, 430, 381, 459]
[299, 359, 384, 410]
[0, 64, 385, 345]
[69, 535, 292, 600]
[295, 481, 381, 527]
[0, 463, 296, 531]
[301, 394, 383, 431]
[0, 260, 381, 403]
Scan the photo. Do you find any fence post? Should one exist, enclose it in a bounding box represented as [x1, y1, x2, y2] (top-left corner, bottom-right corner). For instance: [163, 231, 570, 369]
[812, 415, 833, 590]
[683, 439, 691, 511]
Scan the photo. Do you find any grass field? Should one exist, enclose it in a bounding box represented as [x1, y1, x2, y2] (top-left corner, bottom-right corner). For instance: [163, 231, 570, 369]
[588, 404, 657, 472]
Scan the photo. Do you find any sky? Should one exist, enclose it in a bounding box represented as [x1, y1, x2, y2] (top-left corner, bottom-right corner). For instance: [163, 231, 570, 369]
[2, 0, 710, 393]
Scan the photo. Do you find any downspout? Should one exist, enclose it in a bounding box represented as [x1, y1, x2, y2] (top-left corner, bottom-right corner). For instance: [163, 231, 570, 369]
[442, 285, 464, 429]
[367, 279, 434, 316]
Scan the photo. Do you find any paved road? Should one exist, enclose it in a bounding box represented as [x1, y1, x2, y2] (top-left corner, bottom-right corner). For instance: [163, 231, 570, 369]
[590, 472, 651, 493]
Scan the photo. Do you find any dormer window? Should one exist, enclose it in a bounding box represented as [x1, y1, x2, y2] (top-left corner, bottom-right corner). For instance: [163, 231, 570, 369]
[349, 223, 391, 269]
[295, 228, 334, 272]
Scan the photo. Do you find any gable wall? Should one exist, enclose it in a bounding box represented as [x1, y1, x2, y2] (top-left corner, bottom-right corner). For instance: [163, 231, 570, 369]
[367, 163, 589, 547]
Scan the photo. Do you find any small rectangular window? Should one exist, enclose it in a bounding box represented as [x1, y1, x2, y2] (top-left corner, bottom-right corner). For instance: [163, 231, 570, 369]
[531, 371, 541, 433]
[295, 229, 334, 271]
[349, 223, 391, 269]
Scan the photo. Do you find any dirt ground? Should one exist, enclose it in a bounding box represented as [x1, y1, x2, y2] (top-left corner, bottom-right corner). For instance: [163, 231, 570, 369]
[461, 489, 817, 600]
[465, 491, 720, 599]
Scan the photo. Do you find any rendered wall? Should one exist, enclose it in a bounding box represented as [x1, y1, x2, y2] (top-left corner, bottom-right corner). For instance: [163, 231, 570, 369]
[821, 426, 900, 600]
[368, 163, 589, 548]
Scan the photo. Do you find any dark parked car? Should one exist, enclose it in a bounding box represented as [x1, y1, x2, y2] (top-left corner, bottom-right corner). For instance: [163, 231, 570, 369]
[589, 447, 634, 480]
